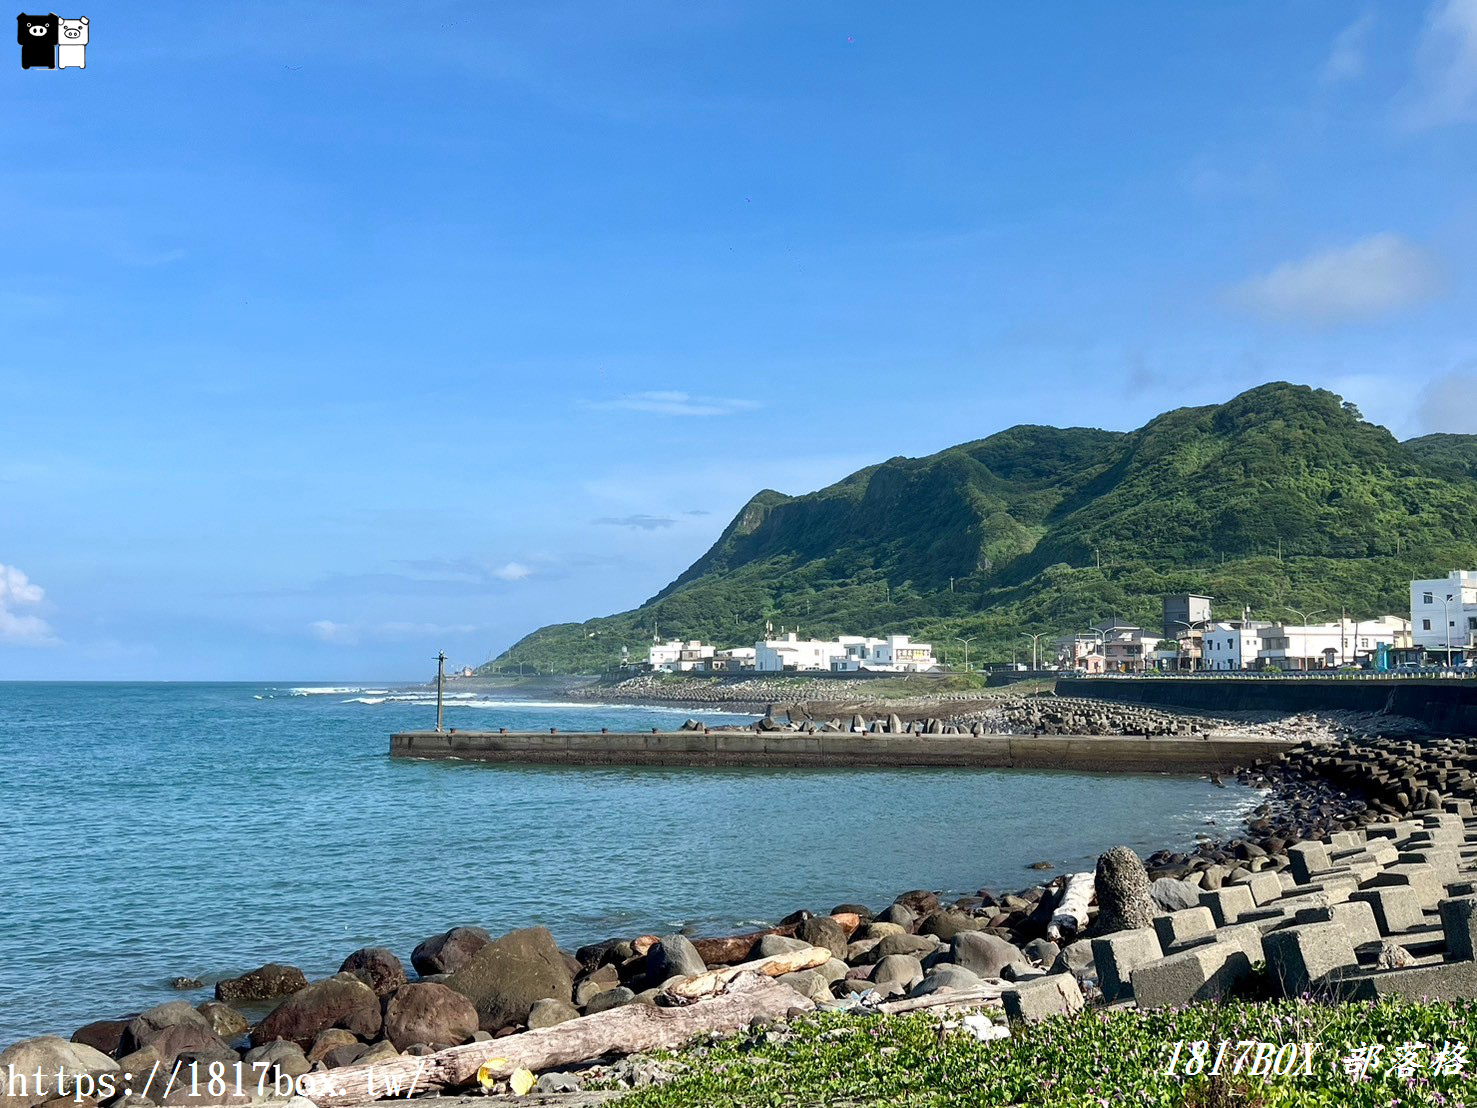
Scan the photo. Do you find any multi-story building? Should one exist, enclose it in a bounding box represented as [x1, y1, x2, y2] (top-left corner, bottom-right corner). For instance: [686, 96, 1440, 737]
[1411, 571, 1477, 660]
[1162, 594, 1214, 640]
[648, 639, 715, 672]
[1202, 617, 1274, 671]
[754, 633, 937, 673]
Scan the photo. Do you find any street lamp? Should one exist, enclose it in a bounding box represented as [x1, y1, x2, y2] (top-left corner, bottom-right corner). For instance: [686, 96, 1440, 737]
[1170, 619, 1209, 672]
[954, 636, 977, 672]
[1021, 632, 1046, 671]
[1282, 606, 1326, 627]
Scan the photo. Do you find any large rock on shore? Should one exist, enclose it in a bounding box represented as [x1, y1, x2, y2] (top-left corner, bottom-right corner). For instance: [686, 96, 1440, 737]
[645, 934, 706, 983]
[1093, 846, 1157, 935]
[215, 963, 307, 1003]
[444, 927, 575, 1031]
[382, 983, 480, 1051]
[249, 972, 383, 1049]
[949, 932, 1024, 978]
[339, 946, 408, 997]
[0, 1037, 119, 1108]
[412, 927, 492, 976]
[121, 1002, 231, 1064]
[70, 1019, 129, 1057]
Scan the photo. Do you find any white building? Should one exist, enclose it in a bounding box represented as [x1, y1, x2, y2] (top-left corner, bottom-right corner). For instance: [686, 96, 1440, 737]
[647, 639, 715, 672]
[1411, 571, 1477, 658]
[1202, 619, 1274, 671]
[1256, 616, 1410, 671]
[754, 633, 937, 673]
[755, 633, 848, 672]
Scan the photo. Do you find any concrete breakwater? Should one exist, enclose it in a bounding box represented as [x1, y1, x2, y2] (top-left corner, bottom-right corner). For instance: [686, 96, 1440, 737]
[389, 729, 1286, 772]
[1061, 675, 1477, 734]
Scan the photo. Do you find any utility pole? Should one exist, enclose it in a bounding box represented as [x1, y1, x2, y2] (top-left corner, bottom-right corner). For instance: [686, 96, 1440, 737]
[435, 650, 446, 732]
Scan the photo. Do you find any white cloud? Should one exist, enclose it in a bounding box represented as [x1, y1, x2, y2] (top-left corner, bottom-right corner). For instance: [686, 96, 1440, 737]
[1231, 234, 1442, 324]
[0, 563, 58, 645]
[593, 514, 677, 530]
[592, 391, 758, 417]
[1418, 371, 1477, 433]
[311, 619, 356, 644]
[490, 561, 532, 581]
[1401, 0, 1477, 127]
[1322, 11, 1374, 84]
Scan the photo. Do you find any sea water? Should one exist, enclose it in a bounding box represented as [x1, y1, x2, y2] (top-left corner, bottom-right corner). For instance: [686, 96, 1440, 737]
[0, 681, 1259, 1045]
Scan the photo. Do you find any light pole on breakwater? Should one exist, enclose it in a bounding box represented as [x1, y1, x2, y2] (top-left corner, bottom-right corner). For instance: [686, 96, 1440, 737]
[435, 651, 446, 732]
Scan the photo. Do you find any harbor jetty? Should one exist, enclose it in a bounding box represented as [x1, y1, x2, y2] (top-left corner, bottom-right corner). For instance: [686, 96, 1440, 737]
[389, 727, 1286, 772]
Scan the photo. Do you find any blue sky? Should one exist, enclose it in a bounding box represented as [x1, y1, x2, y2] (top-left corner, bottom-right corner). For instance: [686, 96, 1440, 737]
[3, 1, 1477, 680]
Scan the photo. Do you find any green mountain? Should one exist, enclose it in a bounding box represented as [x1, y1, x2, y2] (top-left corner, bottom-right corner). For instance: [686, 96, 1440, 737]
[485, 382, 1477, 674]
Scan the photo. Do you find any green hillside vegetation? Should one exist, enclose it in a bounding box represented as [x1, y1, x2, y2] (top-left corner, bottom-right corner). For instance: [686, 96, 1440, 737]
[483, 383, 1477, 675]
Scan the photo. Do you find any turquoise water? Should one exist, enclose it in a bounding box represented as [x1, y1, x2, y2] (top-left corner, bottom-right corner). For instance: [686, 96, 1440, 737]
[0, 682, 1257, 1046]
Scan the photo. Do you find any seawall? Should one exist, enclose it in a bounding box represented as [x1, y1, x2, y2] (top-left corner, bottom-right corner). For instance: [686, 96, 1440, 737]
[1057, 676, 1477, 733]
[389, 730, 1286, 772]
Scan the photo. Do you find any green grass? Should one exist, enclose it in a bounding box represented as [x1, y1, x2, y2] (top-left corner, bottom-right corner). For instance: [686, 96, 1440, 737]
[607, 1000, 1477, 1107]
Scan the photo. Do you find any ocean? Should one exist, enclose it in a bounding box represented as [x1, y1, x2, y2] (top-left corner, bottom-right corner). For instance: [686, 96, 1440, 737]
[0, 681, 1260, 1046]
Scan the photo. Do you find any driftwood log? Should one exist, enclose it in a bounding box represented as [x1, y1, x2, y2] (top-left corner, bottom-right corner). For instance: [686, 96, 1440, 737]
[312, 973, 812, 1106]
[1046, 872, 1094, 941]
[876, 985, 1007, 1014]
[666, 945, 833, 1000]
[690, 913, 859, 966]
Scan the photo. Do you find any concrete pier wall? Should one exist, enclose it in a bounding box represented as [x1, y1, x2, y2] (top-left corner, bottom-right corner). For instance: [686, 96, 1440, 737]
[1059, 676, 1477, 734]
[389, 730, 1286, 772]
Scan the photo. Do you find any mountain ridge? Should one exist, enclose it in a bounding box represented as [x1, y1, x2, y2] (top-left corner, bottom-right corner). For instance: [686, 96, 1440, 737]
[485, 382, 1477, 674]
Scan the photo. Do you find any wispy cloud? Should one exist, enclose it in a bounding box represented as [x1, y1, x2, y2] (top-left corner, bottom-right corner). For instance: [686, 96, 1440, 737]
[1400, 0, 1477, 127]
[0, 564, 59, 646]
[311, 619, 481, 646]
[593, 514, 677, 530]
[1230, 233, 1442, 324]
[592, 391, 758, 417]
[1418, 369, 1477, 433]
[1322, 11, 1374, 84]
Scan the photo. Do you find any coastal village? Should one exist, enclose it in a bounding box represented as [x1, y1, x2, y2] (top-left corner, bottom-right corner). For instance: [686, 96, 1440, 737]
[637, 569, 1477, 679]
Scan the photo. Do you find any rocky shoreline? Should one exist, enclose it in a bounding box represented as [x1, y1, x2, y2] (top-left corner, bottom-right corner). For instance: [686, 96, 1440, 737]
[8, 712, 1477, 1107]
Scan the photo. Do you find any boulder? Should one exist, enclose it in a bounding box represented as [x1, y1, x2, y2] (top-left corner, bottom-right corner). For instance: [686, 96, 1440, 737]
[870, 954, 924, 991]
[876, 904, 917, 930]
[856, 922, 906, 942]
[908, 965, 984, 998]
[755, 934, 812, 959]
[121, 1003, 231, 1064]
[573, 964, 621, 1006]
[339, 947, 408, 997]
[307, 1028, 359, 1064]
[69, 1020, 128, 1057]
[1150, 877, 1203, 913]
[868, 933, 938, 962]
[249, 972, 383, 1049]
[777, 970, 829, 1002]
[949, 932, 1024, 979]
[241, 1039, 310, 1081]
[444, 927, 575, 1032]
[411, 926, 492, 977]
[527, 998, 580, 1030]
[0, 1037, 118, 1108]
[645, 934, 706, 983]
[1093, 846, 1156, 935]
[585, 987, 636, 1014]
[196, 1001, 248, 1040]
[356, 1041, 400, 1067]
[918, 911, 985, 942]
[382, 982, 479, 1050]
[214, 963, 307, 1004]
[796, 917, 848, 959]
[893, 891, 940, 916]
